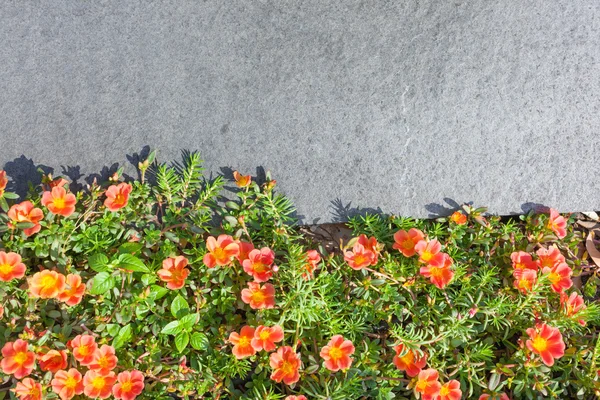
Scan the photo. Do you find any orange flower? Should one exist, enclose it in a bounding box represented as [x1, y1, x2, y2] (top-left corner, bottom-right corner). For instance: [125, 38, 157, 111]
[57, 274, 86, 306]
[479, 394, 510, 400]
[357, 234, 381, 264]
[83, 370, 116, 399]
[344, 243, 375, 270]
[0, 251, 26, 282]
[320, 335, 355, 372]
[51, 368, 84, 400]
[536, 246, 565, 269]
[438, 380, 462, 400]
[1, 339, 36, 379]
[561, 292, 586, 326]
[0, 170, 7, 196]
[8, 201, 44, 236]
[203, 235, 240, 268]
[542, 262, 572, 293]
[510, 251, 539, 278]
[112, 370, 145, 400]
[89, 345, 118, 375]
[393, 228, 425, 257]
[70, 334, 98, 366]
[29, 270, 66, 299]
[252, 325, 284, 352]
[415, 368, 442, 400]
[450, 211, 467, 225]
[392, 344, 427, 377]
[241, 282, 275, 309]
[525, 323, 565, 367]
[38, 349, 67, 373]
[547, 208, 567, 238]
[12, 378, 42, 400]
[415, 239, 445, 267]
[302, 249, 321, 279]
[233, 171, 252, 188]
[513, 268, 537, 294]
[285, 396, 307, 400]
[104, 182, 132, 211]
[228, 326, 257, 359]
[157, 256, 190, 290]
[236, 240, 255, 264]
[419, 254, 454, 289]
[270, 346, 301, 385]
[243, 247, 276, 282]
[41, 186, 77, 217]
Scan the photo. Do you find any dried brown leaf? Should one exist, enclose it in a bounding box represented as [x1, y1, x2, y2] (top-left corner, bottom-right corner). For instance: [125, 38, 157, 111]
[585, 231, 600, 268]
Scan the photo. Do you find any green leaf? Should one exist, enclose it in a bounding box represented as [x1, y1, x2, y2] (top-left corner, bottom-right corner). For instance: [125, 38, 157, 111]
[112, 324, 133, 349]
[175, 331, 189, 353]
[171, 295, 190, 319]
[161, 320, 182, 335]
[190, 332, 208, 351]
[179, 313, 199, 331]
[116, 254, 149, 273]
[16, 221, 35, 229]
[118, 242, 143, 255]
[2, 192, 19, 199]
[141, 274, 157, 286]
[88, 253, 110, 272]
[90, 272, 115, 295]
[150, 285, 169, 300]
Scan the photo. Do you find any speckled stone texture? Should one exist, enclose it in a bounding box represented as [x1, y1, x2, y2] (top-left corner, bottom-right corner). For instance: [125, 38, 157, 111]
[1, 1, 599, 223]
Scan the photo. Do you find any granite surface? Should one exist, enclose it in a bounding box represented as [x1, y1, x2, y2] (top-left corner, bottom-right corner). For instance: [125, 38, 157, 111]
[1, 1, 599, 223]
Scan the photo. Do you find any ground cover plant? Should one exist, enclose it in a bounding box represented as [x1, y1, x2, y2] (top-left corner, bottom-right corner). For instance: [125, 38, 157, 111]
[1, 151, 600, 400]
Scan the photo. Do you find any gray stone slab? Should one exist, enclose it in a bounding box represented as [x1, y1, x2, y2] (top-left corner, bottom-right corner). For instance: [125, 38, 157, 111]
[1, 1, 599, 223]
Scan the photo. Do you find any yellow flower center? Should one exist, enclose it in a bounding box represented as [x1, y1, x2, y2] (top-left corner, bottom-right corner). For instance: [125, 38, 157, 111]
[54, 197, 66, 209]
[353, 254, 366, 265]
[251, 290, 265, 303]
[253, 262, 267, 273]
[440, 386, 451, 396]
[238, 336, 250, 347]
[0, 263, 13, 275]
[399, 351, 414, 365]
[92, 376, 105, 390]
[213, 248, 225, 260]
[402, 239, 414, 249]
[121, 381, 133, 392]
[416, 379, 429, 391]
[421, 251, 433, 262]
[532, 336, 548, 352]
[78, 345, 90, 356]
[329, 347, 343, 360]
[98, 356, 110, 369]
[40, 275, 57, 289]
[281, 360, 295, 375]
[65, 376, 77, 389]
[429, 266, 444, 279]
[259, 330, 271, 340]
[548, 272, 560, 285]
[114, 193, 125, 205]
[14, 351, 28, 365]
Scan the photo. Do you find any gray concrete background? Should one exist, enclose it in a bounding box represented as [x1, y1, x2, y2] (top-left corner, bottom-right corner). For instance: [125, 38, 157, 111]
[1, 1, 599, 223]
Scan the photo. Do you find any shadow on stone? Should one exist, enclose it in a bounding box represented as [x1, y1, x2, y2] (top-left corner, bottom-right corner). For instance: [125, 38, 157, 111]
[424, 198, 468, 218]
[126, 145, 152, 182]
[61, 165, 85, 192]
[521, 202, 550, 214]
[3, 155, 53, 197]
[329, 198, 385, 223]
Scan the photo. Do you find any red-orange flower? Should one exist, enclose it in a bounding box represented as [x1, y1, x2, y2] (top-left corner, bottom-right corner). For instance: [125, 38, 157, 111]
[415, 239, 445, 267]
[83, 370, 116, 399]
[12, 378, 42, 400]
[270, 346, 301, 385]
[437, 380, 462, 400]
[8, 201, 44, 236]
[320, 335, 355, 372]
[29, 270, 66, 299]
[233, 171, 252, 188]
[236, 240, 255, 264]
[357, 234, 381, 264]
[561, 292, 586, 326]
[344, 243, 374, 270]
[203, 235, 240, 268]
[42, 186, 77, 217]
[285, 396, 307, 400]
[70, 334, 98, 366]
[241, 282, 275, 309]
[243, 247, 276, 282]
[51, 368, 84, 400]
[0, 251, 26, 282]
[112, 370, 145, 400]
[252, 325, 284, 352]
[104, 183, 132, 212]
[89, 345, 118, 375]
[392, 344, 427, 377]
[419, 254, 454, 289]
[542, 262, 572, 293]
[536, 246, 565, 269]
[393, 228, 425, 257]
[302, 249, 321, 279]
[228, 326, 257, 359]
[157, 255, 190, 290]
[513, 268, 537, 294]
[510, 251, 539, 278]
[450, 211, 467, 225]
[415, 368, 442, 400]
[547, 208, 567, 238]
[525, 323, 565, 366]
[1, 339, 36, 379]
[37, 349, 68, 373]
[0, 170, 7, 197]
[57, 274, 86, 306]
[479, 394, 510, 400]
